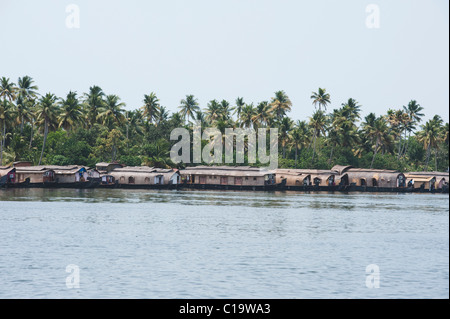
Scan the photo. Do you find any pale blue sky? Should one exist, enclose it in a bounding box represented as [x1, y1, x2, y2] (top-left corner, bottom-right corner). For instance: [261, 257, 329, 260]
[0, 0, 448, 123]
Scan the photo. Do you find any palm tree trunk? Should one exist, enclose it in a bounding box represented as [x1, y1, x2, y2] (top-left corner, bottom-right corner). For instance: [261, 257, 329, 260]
[0, 122, 3, 166]
[311, 130, 317, 163]
[435, 147, 438, 171]
[370, 139, 380, 169]
[29, 120, 34, 149]
[38, 118, 48, 165]
[295, 145, 298, 167]
[329, 144, 334, 164]
[402, 132, 412, 158]
[397, 135, 402, 159]
[399, 129, 407, 157]
[424, 141, 431, 171]
[20, 115, 24, 135]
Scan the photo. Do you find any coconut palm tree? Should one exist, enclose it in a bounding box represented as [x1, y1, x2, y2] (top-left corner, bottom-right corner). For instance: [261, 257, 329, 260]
[15, 95, 33, 135]
[58, 91, 85, 132]
[125, 109, 144, 141]
[310, 87, 331, 111]
[219, 100, 232, 122]
[17, 76, 38, 100]
[239, 103, 256, 129]
[97, 95, 126, 130]
[141, 92, 160, 125]
[0, 77, 17, 102]
[365, 116, 390, 168]
[205, 99, 221, 124]
[155, 105, 169, 127]
[83, 85, 105, 127]
[0, 99, 16, 165]
[401, 100, 424, 157]
[309, 110, 327, 163]
[417, 115, 443, 171]
[36, 93, 59, 165]
[179, 94, 200, 125]
[290, 120, 311, 166]
[233, 97, 245, 120]
[270, 90, 292, 121]
[278, 117, 293, 159]
[252, 101, 271, 128]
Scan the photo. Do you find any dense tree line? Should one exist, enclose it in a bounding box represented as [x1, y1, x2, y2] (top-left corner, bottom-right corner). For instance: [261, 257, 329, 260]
[0, 75, 448, 172]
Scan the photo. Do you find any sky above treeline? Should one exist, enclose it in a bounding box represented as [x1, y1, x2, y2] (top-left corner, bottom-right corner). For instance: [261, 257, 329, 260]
[0, 0, 448, 123]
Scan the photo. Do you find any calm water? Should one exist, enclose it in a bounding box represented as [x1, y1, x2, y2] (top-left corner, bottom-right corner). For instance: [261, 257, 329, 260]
[0, 188, 448, 299]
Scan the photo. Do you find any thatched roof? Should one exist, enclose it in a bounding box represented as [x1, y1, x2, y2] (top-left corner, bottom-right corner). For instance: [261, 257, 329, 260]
[275, 168, 336, 175]
[331, 165, 353, 175]
[15, 165, 88, 174]
[0, 167, 14, 177]
[407, 171, 449, 178]
[180, 168, 270, 177]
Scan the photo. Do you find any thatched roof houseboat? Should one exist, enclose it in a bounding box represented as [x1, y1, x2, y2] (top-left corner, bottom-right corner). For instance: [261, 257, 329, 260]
[0, 166, 16, 186]
[405, 171, 448, 190]
[108, 166, 180, 186]
[275, 169, 337, 187]
[12, 164, 98, 187]
[331, 165, 406, 188]
[95, 162, 124, 174]
[180, 166, 276, 190]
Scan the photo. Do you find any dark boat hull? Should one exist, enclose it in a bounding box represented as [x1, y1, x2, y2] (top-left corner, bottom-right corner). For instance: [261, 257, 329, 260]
[182, 183, 281, 191]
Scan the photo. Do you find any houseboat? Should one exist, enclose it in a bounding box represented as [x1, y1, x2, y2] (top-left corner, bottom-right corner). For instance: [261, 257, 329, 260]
[0, 166, 18, 188]
[404, 172, 449, 193]
[12, 164, 99, 188]
[331, 165, 408, 192]
[104, 166, 181, 189]
[180, 166, 278, 191]
[275, 169, 338, 191]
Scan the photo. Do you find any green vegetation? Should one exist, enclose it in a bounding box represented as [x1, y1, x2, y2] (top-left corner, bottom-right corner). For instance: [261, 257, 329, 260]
[0, 75, 448, 172]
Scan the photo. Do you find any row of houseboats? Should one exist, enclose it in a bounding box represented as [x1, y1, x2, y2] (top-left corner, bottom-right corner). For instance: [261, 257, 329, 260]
[0, 161, 448, 193]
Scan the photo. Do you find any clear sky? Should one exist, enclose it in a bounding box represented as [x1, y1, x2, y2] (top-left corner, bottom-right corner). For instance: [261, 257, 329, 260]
[0, 0, 448, 123]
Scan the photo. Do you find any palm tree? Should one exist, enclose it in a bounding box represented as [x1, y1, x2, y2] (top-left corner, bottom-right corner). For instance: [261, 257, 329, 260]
[219, 100, 232, 122]
[417, 115, 443, 171]
[239, 103, 256, 129]
[97, 95, 126, 129]
[278, 117, 293, 159]
[179, 94, 200, 124]
[15, 95, 33, 135]
[290, 120, 310, 166]
[83, 85, 104, 127]
[270, 90, 292, 121]
[36, 93, 59, 165]
[155, 105, 169, 127]
[205, 99, 221, 124]
[125, 110, 144, 140]
[233, 97, 245, 120]
[327, 100, 361, 163]
[142, 92, 160, 124]
[401, 100, 424, 157]
[0, 99, 16, 165]
[310, 87, 331, 111]
[0, 77, 17, 102]
[365, 116, 390, 168]
[309, 110, 327, 163]
[252, 101, 271, 127]
[17, 76, 38, 100]
[58, 91, 85, 132]
[16, 76, 38, 135]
